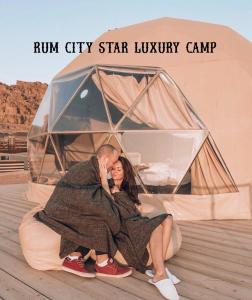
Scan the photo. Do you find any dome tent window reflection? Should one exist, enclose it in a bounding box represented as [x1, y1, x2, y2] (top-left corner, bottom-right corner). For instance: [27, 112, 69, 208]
[80, 89, 88, 99]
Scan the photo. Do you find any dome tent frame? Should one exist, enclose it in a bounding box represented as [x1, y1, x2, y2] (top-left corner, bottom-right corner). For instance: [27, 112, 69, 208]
[28, 64, 237, 195]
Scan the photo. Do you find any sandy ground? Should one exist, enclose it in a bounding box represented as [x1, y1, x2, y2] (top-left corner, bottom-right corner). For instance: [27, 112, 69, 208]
[0, 170, 29, 184]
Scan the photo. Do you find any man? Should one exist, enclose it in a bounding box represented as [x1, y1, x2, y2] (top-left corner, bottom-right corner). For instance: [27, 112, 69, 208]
[34, 144, 132, 278]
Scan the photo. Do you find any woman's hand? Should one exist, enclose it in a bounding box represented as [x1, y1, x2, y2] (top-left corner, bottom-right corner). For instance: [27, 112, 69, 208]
[135, 203, 143, 213]
[111, 185, 120, 194]
[98, 157, 108, 180]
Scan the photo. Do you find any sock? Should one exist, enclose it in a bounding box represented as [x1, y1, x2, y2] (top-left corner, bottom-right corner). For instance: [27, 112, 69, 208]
[97, 258, 109, 267]
[67, 255, 80, 261]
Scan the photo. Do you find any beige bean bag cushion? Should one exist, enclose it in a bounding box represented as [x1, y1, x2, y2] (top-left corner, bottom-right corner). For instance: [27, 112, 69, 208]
[19, 206, 182, 270]
[19, 206, 64, 270]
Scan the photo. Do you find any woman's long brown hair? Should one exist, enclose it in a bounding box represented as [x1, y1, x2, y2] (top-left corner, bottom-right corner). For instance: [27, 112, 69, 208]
[118, 156, 141, 205]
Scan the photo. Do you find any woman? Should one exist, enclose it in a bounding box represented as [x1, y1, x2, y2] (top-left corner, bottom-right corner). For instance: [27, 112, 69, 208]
[100, 156, 180, 300]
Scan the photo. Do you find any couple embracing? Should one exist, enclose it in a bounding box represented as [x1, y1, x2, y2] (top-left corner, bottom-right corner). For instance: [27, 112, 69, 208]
[34, 144, 180, 300]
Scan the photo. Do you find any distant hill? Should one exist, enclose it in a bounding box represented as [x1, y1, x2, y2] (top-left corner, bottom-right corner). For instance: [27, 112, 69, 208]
[0, 81, 48, 132]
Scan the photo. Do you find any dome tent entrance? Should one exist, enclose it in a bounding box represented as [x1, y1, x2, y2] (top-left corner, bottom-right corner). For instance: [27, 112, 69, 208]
[27, 64, 237, 200]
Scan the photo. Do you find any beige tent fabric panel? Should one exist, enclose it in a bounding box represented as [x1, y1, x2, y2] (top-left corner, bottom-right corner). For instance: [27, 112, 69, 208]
[92, 71, 197, 129]
[191, 137, 238, 194]
[25, 182, 251, 220]
[54, 133, 110, 163]
[92, 71, 148, 123]
[166, 60, 252, 133]
[139, 186, 251, 220]
[62, 134, 95, 162]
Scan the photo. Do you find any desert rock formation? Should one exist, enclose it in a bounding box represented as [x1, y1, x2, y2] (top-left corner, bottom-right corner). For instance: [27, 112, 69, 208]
[0, 81, 47, 131]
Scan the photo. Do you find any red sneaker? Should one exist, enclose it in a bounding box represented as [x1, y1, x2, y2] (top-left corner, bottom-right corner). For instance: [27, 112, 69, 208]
[62, 256, 96, 278]
[95, 258, 133, 278]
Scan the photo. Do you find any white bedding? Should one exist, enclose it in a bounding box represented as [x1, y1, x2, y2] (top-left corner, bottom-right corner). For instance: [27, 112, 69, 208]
[138, 162, 190, 186]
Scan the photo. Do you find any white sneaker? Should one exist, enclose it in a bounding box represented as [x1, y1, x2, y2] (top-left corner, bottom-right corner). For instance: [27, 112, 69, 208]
[145, 267, 181, 284]
[148, 277, 179, 300]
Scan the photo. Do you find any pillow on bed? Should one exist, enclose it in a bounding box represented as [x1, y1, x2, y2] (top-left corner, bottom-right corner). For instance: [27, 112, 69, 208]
[138, 162, 185, 186]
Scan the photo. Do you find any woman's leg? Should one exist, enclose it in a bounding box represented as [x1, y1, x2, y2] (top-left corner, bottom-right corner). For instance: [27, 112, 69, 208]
[161, 216, 173, 261]
[150, 216, 173, 276]
[149, 224, 167, 282]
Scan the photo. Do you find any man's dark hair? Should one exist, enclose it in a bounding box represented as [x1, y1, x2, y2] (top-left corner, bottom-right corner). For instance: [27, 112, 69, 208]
[96, 144, 118, 158]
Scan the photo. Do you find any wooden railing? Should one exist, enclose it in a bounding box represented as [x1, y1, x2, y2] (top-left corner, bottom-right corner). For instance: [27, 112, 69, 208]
[0, 160, 26, 173]
[0, 138, 27, 153]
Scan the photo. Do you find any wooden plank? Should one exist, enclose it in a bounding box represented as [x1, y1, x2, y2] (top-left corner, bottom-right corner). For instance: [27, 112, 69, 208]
[0, 209, 26, 222]
[181, 235, 252, 259]
[169, 255, 252, 288]
[0, 230, 19, 245]
[0, 199, 35, 210]
[178, 221, 252, 241]
[0, 269, 50, 300]
[230, 220, 252, 226]
[0, 197, 31, 205]
[0, 193, 32, 204]
[0, 201, 34, 214]
[0, 206, 28, 220]
[0, 211, 22, 225]
[166, 263, 252, 300]
[180, 220, 252, 235]
[0, 214, 20, 231]
[181, 241, 252, 267]
[0, 201, 30, 214]
[0, 184, 28, 194]
[213, 220, 252, 230]
[0, 226, 11, 235]
[180, 229, 252, 252]
[178, 224, 252, 247]
[177, 248, 252, 278]
[0, 196, 30, 208]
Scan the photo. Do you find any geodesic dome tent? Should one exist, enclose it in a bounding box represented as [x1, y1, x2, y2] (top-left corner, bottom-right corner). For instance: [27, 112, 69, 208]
[27, 64, 237, 201]
[26, 17, 252, 220]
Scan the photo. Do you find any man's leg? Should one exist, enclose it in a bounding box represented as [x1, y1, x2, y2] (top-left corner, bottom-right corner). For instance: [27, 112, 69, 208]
[75, 246, 91, 257]
[94, 250, 132, 278]
[96, 251, 109, 265]
[62, 246, 96, 277]
[74, 246, 109, 265]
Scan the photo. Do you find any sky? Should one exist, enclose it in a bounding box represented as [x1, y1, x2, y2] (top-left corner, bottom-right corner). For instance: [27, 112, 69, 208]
[0, 0, 251, 84]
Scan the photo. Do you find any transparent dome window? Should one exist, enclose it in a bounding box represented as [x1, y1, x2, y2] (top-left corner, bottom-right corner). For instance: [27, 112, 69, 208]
[28, 85, 52, 138]
[117, 130, 207, 193]
[50, 68, 91, 129]
[92, 68, 155, 129]
[52, 72, 111, 132]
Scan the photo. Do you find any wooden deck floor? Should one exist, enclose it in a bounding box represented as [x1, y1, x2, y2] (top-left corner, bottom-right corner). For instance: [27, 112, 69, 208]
[0, 184, 252, 300]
